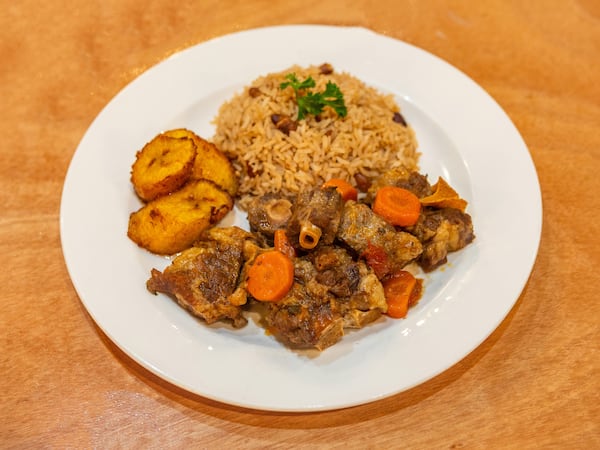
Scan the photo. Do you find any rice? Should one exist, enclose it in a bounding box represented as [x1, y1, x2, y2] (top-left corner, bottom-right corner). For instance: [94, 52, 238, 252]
[211, 64, 419, 209]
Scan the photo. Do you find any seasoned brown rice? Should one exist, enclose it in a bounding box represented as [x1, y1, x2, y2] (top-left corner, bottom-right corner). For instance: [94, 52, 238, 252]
[211, 64, 419, 209]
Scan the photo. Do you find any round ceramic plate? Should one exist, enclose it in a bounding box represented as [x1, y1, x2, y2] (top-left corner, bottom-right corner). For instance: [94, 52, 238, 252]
[60, 25, 542, 412]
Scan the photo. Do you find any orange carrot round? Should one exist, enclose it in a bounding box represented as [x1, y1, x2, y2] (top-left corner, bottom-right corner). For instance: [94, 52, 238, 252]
[322, 178, 358, 201]
[372, 186, 421, 227]
[382, 270, 417, 319]
[246, 250, 294, 302]
[274, 229, 296, 259]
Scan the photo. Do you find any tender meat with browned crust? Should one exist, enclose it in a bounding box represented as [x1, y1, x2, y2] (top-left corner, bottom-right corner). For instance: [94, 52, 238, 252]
[265, 246, 387, 350]
[265, 257, 344, 350]
[286, 187, 344, 248]
[309, 246, 387, 326]
[342, 263, 387, 329]
[407, 207, 475, 272]
[246, 193, 294, 238]
[310, 246, 361, 297]
[336, 201, 423, 278]
[146, 226, 261, 328]
[366, 165, 433, 202]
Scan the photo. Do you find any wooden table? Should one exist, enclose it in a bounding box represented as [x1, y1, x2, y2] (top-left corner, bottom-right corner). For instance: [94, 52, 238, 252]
[2, 1, 599, 447]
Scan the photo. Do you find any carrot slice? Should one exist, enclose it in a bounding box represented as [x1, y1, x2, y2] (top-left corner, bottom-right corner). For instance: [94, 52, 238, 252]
[382, 270, 417, 319]
[322, 178, 358, 201]
[372, 186, 421, 227]
[246, 250, 294, 302]
[274, 229, 296, 259]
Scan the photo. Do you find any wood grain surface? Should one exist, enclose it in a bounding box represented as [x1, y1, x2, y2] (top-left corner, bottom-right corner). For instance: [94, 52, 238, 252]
[1, 0, 599, 448]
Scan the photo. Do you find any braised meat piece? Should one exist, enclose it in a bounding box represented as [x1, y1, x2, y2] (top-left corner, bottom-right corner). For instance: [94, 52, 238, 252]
[146, 227, 261, 328]
[341, 261, 387, 329]
[309, 246, 387, 328]
[246, 193, 294, 238]
[265, 289, 344, 350]
[337, 201, 423, 278]
[310, 246, 361, 298]
[408, 207, 475, 272]
[265, 257, 344, 350]
[366, 166, 433, 202]
[287, 187, 344, 249]
[265, 246, 387, 350]
[309, 246, 386, 314]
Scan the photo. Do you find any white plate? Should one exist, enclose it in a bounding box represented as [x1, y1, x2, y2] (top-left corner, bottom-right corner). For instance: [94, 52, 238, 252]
[60, 25, 542, 412]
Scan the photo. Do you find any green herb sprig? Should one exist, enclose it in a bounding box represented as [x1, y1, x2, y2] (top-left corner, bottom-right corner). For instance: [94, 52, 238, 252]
[280, 73, 347, 120]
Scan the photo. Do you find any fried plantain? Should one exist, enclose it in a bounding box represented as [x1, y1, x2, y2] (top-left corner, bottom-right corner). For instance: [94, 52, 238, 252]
[163, 128, 238, 197]
[130, 134, 197, 202]
[127, 179, 233, 255]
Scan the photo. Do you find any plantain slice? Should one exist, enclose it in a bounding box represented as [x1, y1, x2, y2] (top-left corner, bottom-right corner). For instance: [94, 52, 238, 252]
[127, 179, 233, 255]
[131, 134, 197, 202]
[163, 128, 238, 197]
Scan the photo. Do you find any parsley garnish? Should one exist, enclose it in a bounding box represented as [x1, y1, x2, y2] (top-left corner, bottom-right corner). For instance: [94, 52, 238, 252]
[280, 73, 347, 120]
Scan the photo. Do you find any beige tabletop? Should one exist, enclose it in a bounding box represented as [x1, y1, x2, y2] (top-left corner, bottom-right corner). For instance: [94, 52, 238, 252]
[2, 1, 599, 448]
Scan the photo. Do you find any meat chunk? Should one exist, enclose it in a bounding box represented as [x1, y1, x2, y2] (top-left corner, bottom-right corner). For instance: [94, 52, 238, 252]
[310, 246, 388, 327]
[264, 246, 387, 350]
[342, 265, 387, 329]
[337, 201, 423, 278]
[308, 246, 385, 317]
[146, 227, 260, 328]
[366, 166, 433, 202]
[265, 290, 344, 350]
[408, 207, 475, 271]
[287, 187, 344, 249]
[265, 258, 344, 350]
[310, 246, 361, 298]
[246, 193, 294, 238]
